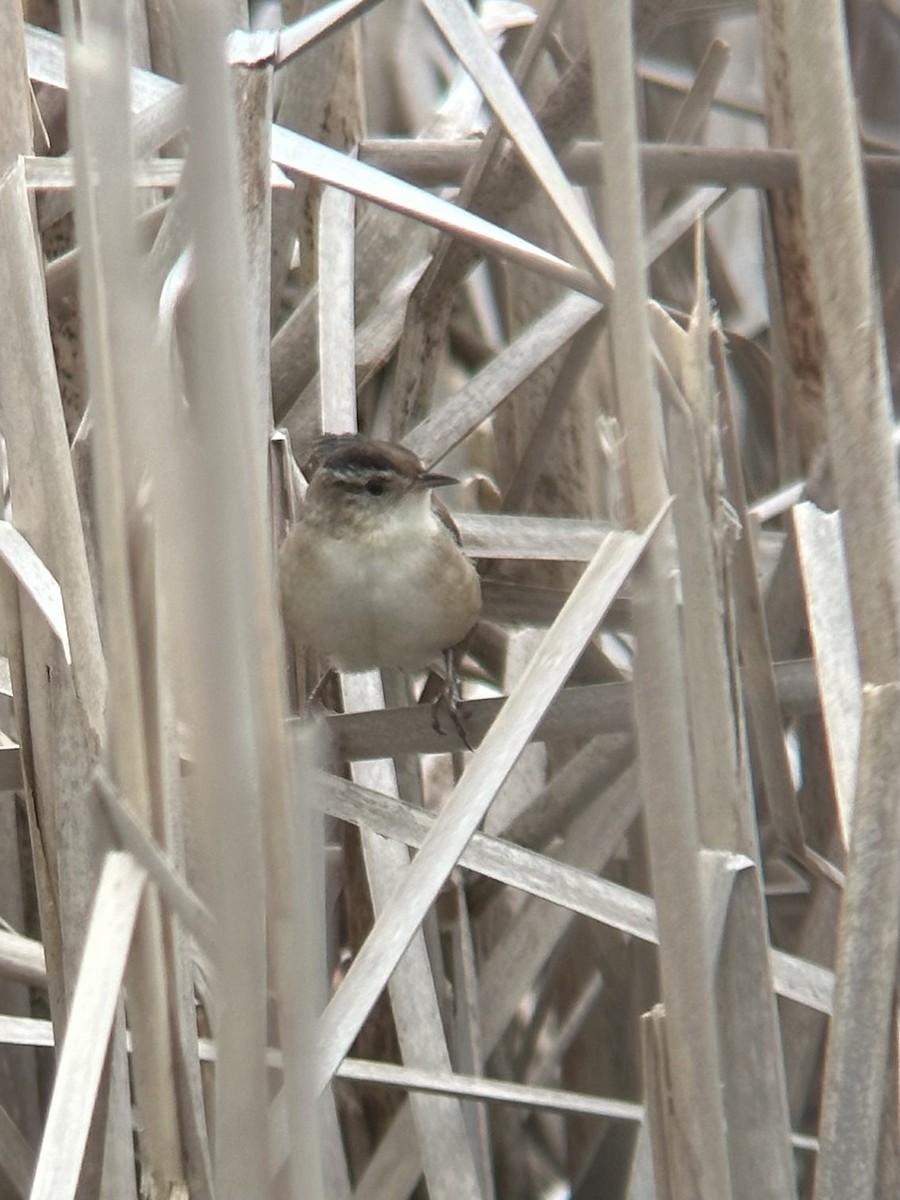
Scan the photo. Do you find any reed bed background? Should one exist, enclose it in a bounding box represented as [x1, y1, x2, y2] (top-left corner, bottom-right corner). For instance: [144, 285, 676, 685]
[0, 0, 898, 1197]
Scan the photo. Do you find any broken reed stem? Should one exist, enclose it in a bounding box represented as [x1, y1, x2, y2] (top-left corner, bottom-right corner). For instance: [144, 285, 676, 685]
[61, 3, 186, 1186]
[588, 6, 734, 1199]
[785, 2, 900, 1197]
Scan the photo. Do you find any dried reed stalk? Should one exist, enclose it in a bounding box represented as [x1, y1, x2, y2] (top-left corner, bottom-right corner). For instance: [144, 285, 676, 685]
[589, 6, 733, 1195]
[785, 2, 900, 1197]
[3, 4, 900, 1199]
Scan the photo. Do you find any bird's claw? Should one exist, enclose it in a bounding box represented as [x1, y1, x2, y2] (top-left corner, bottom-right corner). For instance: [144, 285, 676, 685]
[430, 651, 475, 751]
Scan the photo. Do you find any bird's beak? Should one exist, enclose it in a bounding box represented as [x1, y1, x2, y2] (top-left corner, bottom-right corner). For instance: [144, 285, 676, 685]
[420, 470, 458, 489]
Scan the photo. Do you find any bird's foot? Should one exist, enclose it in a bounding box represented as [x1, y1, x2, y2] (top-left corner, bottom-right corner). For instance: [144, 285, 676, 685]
[430, 650, 475, 751]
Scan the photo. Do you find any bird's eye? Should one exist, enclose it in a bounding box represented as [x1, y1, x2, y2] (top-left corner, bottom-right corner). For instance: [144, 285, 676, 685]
[366, 478, 385, 496]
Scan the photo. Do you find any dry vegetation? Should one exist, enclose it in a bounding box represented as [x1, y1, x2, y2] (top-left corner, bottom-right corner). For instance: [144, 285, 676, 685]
[1, 0, 899, 1197]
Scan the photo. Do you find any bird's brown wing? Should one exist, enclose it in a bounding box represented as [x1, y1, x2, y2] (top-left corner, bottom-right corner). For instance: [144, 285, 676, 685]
[430, 493, 464, 548]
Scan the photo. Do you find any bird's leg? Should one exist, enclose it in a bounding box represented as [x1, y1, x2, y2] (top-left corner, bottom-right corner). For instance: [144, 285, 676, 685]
[430, 648, 474, 750]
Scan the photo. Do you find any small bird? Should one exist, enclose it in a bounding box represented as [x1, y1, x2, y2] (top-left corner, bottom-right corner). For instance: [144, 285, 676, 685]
[279, 434, 482, 708]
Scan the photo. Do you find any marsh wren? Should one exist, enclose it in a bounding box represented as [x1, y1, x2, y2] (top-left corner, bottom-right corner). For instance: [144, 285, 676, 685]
[279, 434, 482, 695]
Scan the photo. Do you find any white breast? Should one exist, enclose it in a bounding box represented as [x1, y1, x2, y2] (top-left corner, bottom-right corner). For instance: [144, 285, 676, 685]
[280, 493, 481, 671]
